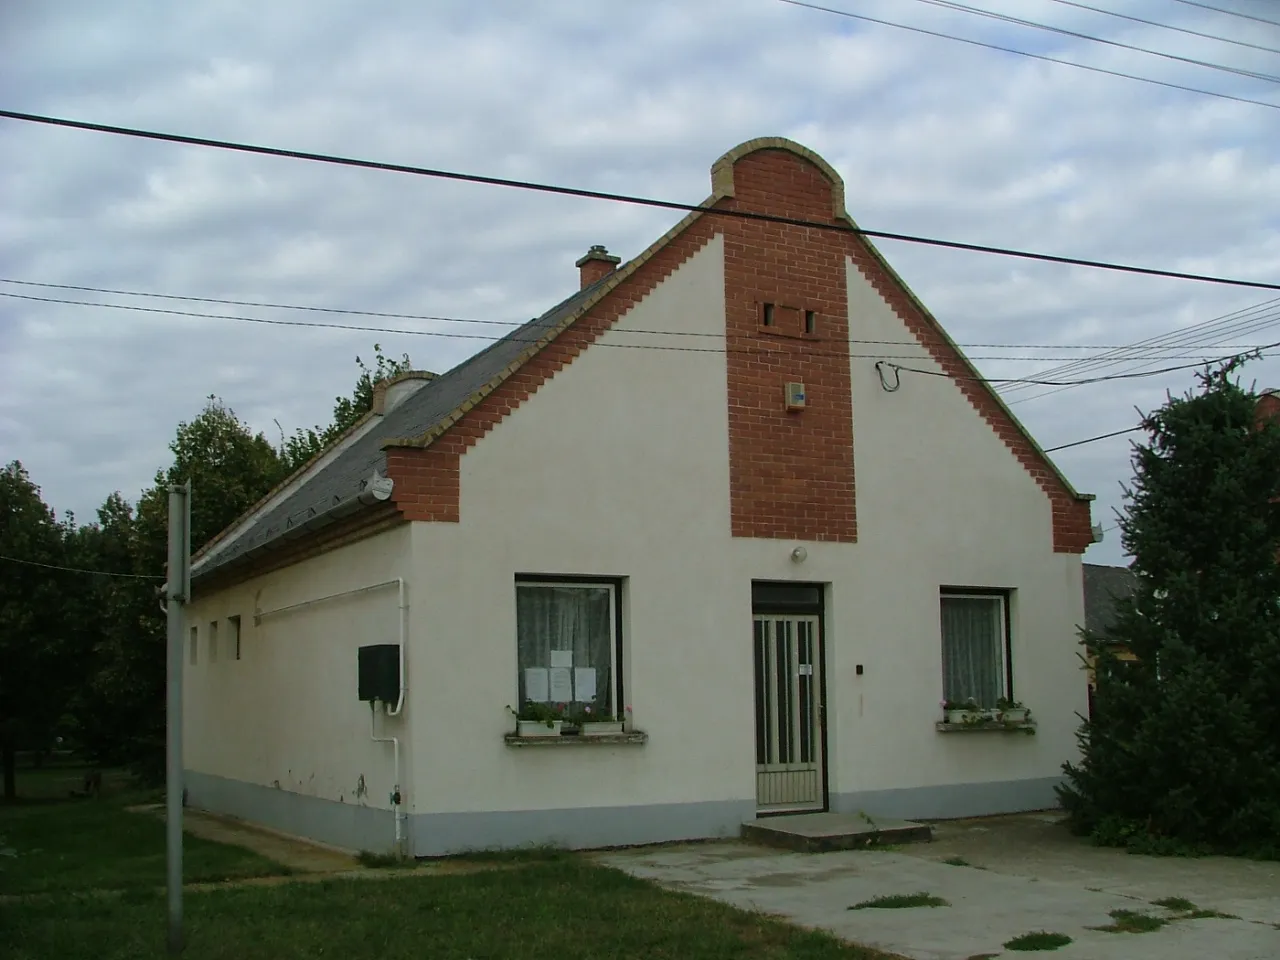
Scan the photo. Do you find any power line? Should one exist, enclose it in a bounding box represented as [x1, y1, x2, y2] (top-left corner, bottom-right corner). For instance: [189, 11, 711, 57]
[776, 0, 1280, 112]
[1043, 425, 1144, 452]
[3, 109, 1280, 293]
[910, 0, 1280, 83]
[1005, 298, 1280, 403]
[879, 338, 1271, 385]
[1, 289, 1250, 365]
[1043, 0, 1280, 57]
[1, 277, 1272, 353]
[0, 553, 163, 579]
[1169, 0, 1280, 29]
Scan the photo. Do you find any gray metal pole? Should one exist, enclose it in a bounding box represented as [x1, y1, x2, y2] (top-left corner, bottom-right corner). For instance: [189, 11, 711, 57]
[166, 483, 189, 954]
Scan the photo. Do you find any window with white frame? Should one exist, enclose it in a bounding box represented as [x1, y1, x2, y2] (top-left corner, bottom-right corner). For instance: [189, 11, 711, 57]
[516, 580, 619, 713]
[940, 590, 1010, 709]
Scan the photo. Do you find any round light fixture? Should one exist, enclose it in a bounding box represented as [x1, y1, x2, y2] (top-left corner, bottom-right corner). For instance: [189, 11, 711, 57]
[790, 546, 808, 564]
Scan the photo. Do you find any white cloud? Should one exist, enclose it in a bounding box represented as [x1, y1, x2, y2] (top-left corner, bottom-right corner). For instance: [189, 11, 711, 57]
[0, 0, 1277, 564]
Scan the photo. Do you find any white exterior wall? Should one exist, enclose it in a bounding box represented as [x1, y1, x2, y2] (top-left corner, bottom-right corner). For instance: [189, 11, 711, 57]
[408, 234, 1087, 854]
[184, 524, 412, 851]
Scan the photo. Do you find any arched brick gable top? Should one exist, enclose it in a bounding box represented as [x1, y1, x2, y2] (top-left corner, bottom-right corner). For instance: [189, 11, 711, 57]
[384, 137, 1094, 553]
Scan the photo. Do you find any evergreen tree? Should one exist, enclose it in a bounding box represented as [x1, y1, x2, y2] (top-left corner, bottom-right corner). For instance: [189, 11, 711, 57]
[1059, 359, 1280, 854]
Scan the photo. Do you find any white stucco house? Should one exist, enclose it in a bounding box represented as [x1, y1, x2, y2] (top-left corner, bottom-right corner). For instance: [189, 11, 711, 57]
[183, 137, 1096, 857]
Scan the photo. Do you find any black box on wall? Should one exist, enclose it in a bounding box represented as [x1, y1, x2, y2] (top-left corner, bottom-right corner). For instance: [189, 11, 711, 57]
[358, 644, 400, 703]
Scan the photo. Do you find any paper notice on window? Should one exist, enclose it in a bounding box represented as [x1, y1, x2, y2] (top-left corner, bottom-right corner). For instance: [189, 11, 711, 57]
[549, 649, 574, 668]
[524, 667, 550, 703]
[548, 666, 573, 702]
[574, 668, 596, 703]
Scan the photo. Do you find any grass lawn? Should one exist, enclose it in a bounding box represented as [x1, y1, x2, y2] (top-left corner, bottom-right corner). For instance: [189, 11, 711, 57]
[0, 763, 286, 896]
[4, 858, 893, 960]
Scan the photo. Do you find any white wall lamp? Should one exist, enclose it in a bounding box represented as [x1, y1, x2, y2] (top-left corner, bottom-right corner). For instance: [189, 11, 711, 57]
[790, 546, 808, 564]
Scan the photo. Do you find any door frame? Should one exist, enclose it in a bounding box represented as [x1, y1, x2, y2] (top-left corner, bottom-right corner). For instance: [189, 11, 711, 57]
[751, 581, 829, 815]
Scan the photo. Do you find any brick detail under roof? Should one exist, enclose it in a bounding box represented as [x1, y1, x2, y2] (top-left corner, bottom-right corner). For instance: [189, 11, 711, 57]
[385, 226, 720, 522]
[720, 149, 857, 541]
[843, 233, 1094, 553]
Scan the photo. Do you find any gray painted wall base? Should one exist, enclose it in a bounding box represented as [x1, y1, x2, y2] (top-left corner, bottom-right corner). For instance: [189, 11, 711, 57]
[185, 770, 396, 854]
[409, 798, 756, 857]
[186, 769, 1061, 858]
[831, 776, 1063, 822]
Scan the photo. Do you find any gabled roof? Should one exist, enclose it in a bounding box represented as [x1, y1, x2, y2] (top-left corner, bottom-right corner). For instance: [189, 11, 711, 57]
[1083, 563, 1137, 637]
[195, 136, 1094, 582]
[191, 277, 609, 580]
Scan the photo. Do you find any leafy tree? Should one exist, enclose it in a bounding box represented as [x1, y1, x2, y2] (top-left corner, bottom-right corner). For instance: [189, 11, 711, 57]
[1059, 360, 1280, 855]
[0, 462, 81, 799]
[280, 344, 412, 471]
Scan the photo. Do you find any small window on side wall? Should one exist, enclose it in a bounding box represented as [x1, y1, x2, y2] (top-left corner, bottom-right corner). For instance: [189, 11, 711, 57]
[229, 615, 242, 661]
[189, 625, 198, 666]
[209, 621, 219, 663]
[940, 590, 1010, 709]
[516, 580, 619, 715]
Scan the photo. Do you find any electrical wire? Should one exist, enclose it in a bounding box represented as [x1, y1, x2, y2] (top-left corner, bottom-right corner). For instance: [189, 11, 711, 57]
[1004, 298, 1280, 403]
[2, 108, 1280, 292]
[1, 277, 1272, 353]
[1, 290, 1249, 366]
[775, 0, 1280, 112]
[909, 0, 1280, 83]
[1043, 0, 1280, 57]
[1169, 0, 1280, 29]
[0, 553, 163, 578]
[1043, 425, 1144, 452]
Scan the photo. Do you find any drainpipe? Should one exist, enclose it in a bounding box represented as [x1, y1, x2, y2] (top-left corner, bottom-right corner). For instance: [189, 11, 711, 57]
[369, 706, 402, 850]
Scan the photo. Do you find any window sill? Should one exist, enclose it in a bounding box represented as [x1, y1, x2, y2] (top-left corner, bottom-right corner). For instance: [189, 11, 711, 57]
[504, 731, 648, 747]
[936, 720, 1036, 735]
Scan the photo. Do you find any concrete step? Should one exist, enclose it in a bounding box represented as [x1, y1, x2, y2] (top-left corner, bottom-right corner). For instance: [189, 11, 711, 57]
[742, 811, 932, 852]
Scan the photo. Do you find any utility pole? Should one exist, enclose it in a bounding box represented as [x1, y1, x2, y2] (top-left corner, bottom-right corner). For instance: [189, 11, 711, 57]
[166, 482, 191, 955]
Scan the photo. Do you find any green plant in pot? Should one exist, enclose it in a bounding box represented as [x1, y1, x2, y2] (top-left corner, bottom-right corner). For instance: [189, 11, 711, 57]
[942, 698, 983, 723]
[568, 700, 624, 736]
[507, 701, 566, 737]
[995, 697, 1030, 724]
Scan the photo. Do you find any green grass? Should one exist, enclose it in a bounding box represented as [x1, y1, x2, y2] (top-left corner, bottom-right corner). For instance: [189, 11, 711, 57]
[1003, 931, 1072, 951]
[0, 765, 286, 896]
[3, 858, 897, 960]
[1092, 909, 1167, 933]
[848, 892, 949, 910]
[939, 855, 985, 869]
[1152, 896, 1197, 912]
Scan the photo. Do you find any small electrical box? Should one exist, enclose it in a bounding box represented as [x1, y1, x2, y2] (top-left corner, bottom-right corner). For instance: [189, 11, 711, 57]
[784, 381, 806, 411]
[358, 644, 400, 703]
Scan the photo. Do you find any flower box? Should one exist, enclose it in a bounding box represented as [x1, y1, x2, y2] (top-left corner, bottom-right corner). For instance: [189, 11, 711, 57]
[580, 720, 624, 737]
[516, 719, 563, 738]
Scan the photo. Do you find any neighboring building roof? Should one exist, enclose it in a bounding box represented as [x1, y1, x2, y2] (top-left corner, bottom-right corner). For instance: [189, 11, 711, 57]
[191, 277, 609, 580]
[1083, 562, 1137, 637]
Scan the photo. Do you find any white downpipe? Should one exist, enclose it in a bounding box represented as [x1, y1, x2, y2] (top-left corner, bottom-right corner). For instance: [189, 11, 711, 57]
[369, 706, 402, 849]
[387, 578, 406, 716]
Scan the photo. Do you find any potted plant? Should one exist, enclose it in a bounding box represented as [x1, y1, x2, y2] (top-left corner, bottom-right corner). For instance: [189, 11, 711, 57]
[995, 697, 1030, 723]
[507, 701, 565, 737]
[571, 701, 624, 736]
[942, 698, 983, 724]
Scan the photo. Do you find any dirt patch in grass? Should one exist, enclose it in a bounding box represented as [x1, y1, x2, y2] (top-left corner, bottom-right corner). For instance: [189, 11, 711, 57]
[1003, 931, 1072, 951]
[849, 892, 949, 910]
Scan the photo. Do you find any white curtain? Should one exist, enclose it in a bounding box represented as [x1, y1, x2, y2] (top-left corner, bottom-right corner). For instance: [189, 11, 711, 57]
[941, 596, 1002, 707]
[517, 585, 612, 710]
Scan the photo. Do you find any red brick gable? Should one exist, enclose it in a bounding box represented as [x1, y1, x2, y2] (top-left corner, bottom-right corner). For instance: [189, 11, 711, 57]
[386, 138, 1093, 553]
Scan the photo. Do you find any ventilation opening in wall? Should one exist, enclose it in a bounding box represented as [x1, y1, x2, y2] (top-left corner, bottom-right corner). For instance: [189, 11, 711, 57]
[804, 310, 817, 334]
[762, 302, 775, 327]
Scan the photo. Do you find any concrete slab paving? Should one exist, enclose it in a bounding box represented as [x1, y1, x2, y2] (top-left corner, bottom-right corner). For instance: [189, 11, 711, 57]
[595, 815, 1280, 960]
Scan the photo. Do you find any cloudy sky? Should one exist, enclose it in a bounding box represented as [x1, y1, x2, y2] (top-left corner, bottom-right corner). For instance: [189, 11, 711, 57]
[2, 0, 1278, 564]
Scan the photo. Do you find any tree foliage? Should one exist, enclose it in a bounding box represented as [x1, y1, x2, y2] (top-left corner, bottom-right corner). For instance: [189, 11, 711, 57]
[1059, 360, 1280, 855]
[279, 344, 412, 472]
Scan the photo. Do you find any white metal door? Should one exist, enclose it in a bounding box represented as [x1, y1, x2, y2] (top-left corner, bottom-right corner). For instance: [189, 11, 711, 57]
[754, 614, 823, 811]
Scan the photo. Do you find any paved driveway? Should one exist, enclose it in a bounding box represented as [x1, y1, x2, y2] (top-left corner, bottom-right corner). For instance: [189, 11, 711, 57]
[595, 812, 1280, 960]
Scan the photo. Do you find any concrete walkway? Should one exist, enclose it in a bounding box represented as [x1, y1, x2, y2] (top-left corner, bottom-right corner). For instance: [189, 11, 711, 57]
[595, 813, 1280, 960]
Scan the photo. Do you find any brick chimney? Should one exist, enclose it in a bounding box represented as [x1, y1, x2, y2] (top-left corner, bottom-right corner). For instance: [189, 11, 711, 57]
[576, 244, 621, 289]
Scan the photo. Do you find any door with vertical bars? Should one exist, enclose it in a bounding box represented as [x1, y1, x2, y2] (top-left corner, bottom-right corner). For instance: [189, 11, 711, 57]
[753, 614, 824, 811]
